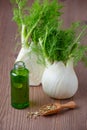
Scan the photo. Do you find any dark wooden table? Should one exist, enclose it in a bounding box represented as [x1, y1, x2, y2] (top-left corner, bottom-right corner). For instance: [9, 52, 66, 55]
[0, 0, 87, 130]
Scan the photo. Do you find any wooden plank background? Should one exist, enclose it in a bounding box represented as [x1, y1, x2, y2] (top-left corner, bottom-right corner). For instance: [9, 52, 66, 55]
[0, 0, 87, 130]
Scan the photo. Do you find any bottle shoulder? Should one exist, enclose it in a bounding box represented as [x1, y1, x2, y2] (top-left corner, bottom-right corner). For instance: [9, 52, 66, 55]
[10, 68, 29, 76]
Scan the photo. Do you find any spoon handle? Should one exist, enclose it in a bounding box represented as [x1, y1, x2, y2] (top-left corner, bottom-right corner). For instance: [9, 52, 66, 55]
[61, 101, 77, 109]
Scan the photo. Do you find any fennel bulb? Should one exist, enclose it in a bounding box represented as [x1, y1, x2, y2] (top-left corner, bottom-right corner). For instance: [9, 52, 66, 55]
[42, 60, 78, 99]
[11, 0, 87, 92]
[12, 0, 61, 85]
[16, 47, 45, 86]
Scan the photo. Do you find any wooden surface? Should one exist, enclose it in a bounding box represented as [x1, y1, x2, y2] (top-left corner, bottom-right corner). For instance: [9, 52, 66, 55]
[0, 0, 87, 130]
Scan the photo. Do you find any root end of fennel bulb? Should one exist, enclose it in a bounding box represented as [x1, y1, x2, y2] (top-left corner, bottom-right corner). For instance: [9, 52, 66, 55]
[41, 61, 78, 99]
[16, 47, 45, 86]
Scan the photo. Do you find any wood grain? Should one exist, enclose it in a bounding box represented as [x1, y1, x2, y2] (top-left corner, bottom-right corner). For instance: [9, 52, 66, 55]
[0, 0, 87, 130]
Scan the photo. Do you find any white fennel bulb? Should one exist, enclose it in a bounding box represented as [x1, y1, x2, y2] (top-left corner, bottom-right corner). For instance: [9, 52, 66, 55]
[42, 60, 78, 99]
[16, 47, 45, 86]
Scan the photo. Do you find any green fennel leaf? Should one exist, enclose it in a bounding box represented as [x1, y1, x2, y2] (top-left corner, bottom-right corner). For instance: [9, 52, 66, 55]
[11, 0, 87, 66]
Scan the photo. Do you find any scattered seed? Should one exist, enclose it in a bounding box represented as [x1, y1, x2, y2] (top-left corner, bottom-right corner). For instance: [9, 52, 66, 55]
[27, 104, 57, 118]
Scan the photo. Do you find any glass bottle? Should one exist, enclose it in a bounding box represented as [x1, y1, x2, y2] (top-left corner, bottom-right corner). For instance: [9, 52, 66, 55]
[10, 61, 29, 109]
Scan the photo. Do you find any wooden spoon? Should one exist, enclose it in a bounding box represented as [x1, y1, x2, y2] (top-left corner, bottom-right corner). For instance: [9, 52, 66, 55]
[39, 101, 77, 116]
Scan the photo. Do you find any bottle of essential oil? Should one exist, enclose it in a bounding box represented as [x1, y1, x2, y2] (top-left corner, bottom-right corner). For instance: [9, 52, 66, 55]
[10, 61, 29, 109]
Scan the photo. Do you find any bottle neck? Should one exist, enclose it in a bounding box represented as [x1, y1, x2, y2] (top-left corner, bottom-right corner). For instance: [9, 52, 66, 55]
[14, 61, 25, 70]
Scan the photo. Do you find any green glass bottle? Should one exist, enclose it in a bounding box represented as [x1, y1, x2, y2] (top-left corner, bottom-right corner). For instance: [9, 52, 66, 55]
[10, 61, 29, 109]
